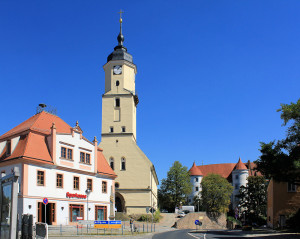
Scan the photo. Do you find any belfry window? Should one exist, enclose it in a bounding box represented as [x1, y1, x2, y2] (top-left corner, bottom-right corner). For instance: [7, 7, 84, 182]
[110, 158, 114, 170]
[115, 98, 120, 107]
[121, 157, 126, 170]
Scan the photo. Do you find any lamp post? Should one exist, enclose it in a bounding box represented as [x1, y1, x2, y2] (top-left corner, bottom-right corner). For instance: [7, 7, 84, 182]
[85, 189, 91, 233]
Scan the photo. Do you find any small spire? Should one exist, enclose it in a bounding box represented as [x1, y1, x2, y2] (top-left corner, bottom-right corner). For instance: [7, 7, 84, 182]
[117, 9, 124, 46]
[76, 121, 79, 127]
[93, 136, 98, 143]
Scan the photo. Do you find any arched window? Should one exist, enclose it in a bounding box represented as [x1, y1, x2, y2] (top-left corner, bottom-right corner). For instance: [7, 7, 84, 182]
[109, 158, 114, 170]
[115, 98, 120, 107]
[121, 157, 126, 171]
[116, 80, 120, 86]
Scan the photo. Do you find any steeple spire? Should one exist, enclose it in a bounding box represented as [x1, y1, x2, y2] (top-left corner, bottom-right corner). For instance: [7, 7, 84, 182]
[107, 10, 133, 63]
[117, 10, 124, 46]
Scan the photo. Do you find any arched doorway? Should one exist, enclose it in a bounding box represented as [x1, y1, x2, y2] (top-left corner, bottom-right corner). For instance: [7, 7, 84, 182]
[115, 192, 125, 213]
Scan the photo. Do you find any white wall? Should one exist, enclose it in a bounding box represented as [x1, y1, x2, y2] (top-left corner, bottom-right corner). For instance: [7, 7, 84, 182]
[56, 132, 95, 173]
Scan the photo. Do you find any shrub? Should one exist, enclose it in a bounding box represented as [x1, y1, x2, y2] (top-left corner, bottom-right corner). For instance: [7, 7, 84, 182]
[286, 209, 300, 232]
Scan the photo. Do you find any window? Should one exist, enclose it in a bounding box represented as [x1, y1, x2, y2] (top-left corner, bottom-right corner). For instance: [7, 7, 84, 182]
[69, 204, 84, 222]
[235, 175, 239, 180]
[195, 178, 198, 182]
[56, 174, 63, 188]
[61, 147, 73, 160]
[67, 149, 73, 160]
[80, 152, 85, 163]
[61, 147, 66, 158]
[110, 158, 114, 170]
[37, 171, 45, 186]
[102, 181, 107, 193]
[86, 154, 90, 164]
[115, 182, 119, 188]
[122, 126, 126, 132]
[95, 206, 107, 220]
[115, 98, 120, 107]
[80, 152, 91, 164]
[87, 179, 93, 191]
[74, 176, 79, 190]
[110, 127, 114, 133]
[195, 187, 199, 191]
[1, 170, 5, 177]
[121, 157, 126, 170]
[288, 182, 297, 192]
[235, 184, 239, 190]
[116, 80, 120, 86]
[6, 140, 11, 156]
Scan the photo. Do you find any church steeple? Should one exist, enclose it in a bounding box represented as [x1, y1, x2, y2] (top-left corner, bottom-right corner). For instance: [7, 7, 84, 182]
[107, 10, 133, 63]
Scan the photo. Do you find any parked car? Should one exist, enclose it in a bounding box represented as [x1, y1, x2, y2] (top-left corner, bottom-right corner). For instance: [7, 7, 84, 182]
[161, 209, 168, 213]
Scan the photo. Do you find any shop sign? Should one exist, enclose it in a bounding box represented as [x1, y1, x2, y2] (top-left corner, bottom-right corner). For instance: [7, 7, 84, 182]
[66, 192, 87, 199]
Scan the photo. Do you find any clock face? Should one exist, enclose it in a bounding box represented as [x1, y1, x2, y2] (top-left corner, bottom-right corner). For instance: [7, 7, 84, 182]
[113, 65, 122, 75]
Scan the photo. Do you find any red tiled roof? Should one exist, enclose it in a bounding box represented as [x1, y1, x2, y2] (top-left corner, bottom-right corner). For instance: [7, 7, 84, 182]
[0, 111, 72, 140]
[197, 163, 236, 179]
[0, 111, 117, 178]
[97, 149, 117, 178]
[189, 162, 203, 176]
[190, 159, 262, 180]
[234, 157, 248, 170]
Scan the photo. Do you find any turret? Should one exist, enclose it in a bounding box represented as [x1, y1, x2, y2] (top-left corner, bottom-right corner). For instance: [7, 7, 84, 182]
[188, 162, 203, 205]
[232, 157, 249, 209]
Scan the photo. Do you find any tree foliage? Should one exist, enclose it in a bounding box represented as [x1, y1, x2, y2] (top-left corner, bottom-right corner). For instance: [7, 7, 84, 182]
[238, 176, 267, 224]
[255, 99, 300, 184]
[201, 174, 233, 214]
[158, 161, 192, 211]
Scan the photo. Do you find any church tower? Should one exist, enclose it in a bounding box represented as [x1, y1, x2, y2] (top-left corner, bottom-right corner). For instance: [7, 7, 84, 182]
[100, 14, 158, 214]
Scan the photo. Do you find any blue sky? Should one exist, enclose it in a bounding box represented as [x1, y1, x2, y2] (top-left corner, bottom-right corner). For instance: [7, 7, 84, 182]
[1, 0, 299, 183]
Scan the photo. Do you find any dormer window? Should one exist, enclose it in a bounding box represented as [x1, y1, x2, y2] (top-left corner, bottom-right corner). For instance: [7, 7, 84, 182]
[6, 140, 11, 156]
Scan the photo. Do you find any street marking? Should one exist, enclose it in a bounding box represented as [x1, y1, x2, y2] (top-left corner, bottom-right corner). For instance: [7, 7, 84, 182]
[188, 231, 206, 239]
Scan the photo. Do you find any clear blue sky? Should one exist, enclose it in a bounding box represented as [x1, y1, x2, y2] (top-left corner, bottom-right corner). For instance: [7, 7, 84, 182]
[1, 0, 299, 183]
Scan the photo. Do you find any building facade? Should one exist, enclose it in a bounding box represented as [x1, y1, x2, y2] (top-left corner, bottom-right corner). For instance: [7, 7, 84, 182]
[0, 111, 116, 225]
[188, 158, 258, 209]
[267, 179, 300, 228]
[99, 17, 158, 214]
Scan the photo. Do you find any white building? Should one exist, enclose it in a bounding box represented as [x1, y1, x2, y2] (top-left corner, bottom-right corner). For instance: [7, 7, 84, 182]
[0, 110, 116, 225]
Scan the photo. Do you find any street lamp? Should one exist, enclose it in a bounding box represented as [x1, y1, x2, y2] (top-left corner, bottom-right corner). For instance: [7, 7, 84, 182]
[85, 189, 91, 220]
[85, 189, 91, 233]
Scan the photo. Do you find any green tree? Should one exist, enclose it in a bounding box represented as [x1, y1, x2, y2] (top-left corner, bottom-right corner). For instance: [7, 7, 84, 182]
[158, 161, 192, 211]
[238, 176, 267, 224]
[201, 174, 233, 214]
[255, 99, 300, 184]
